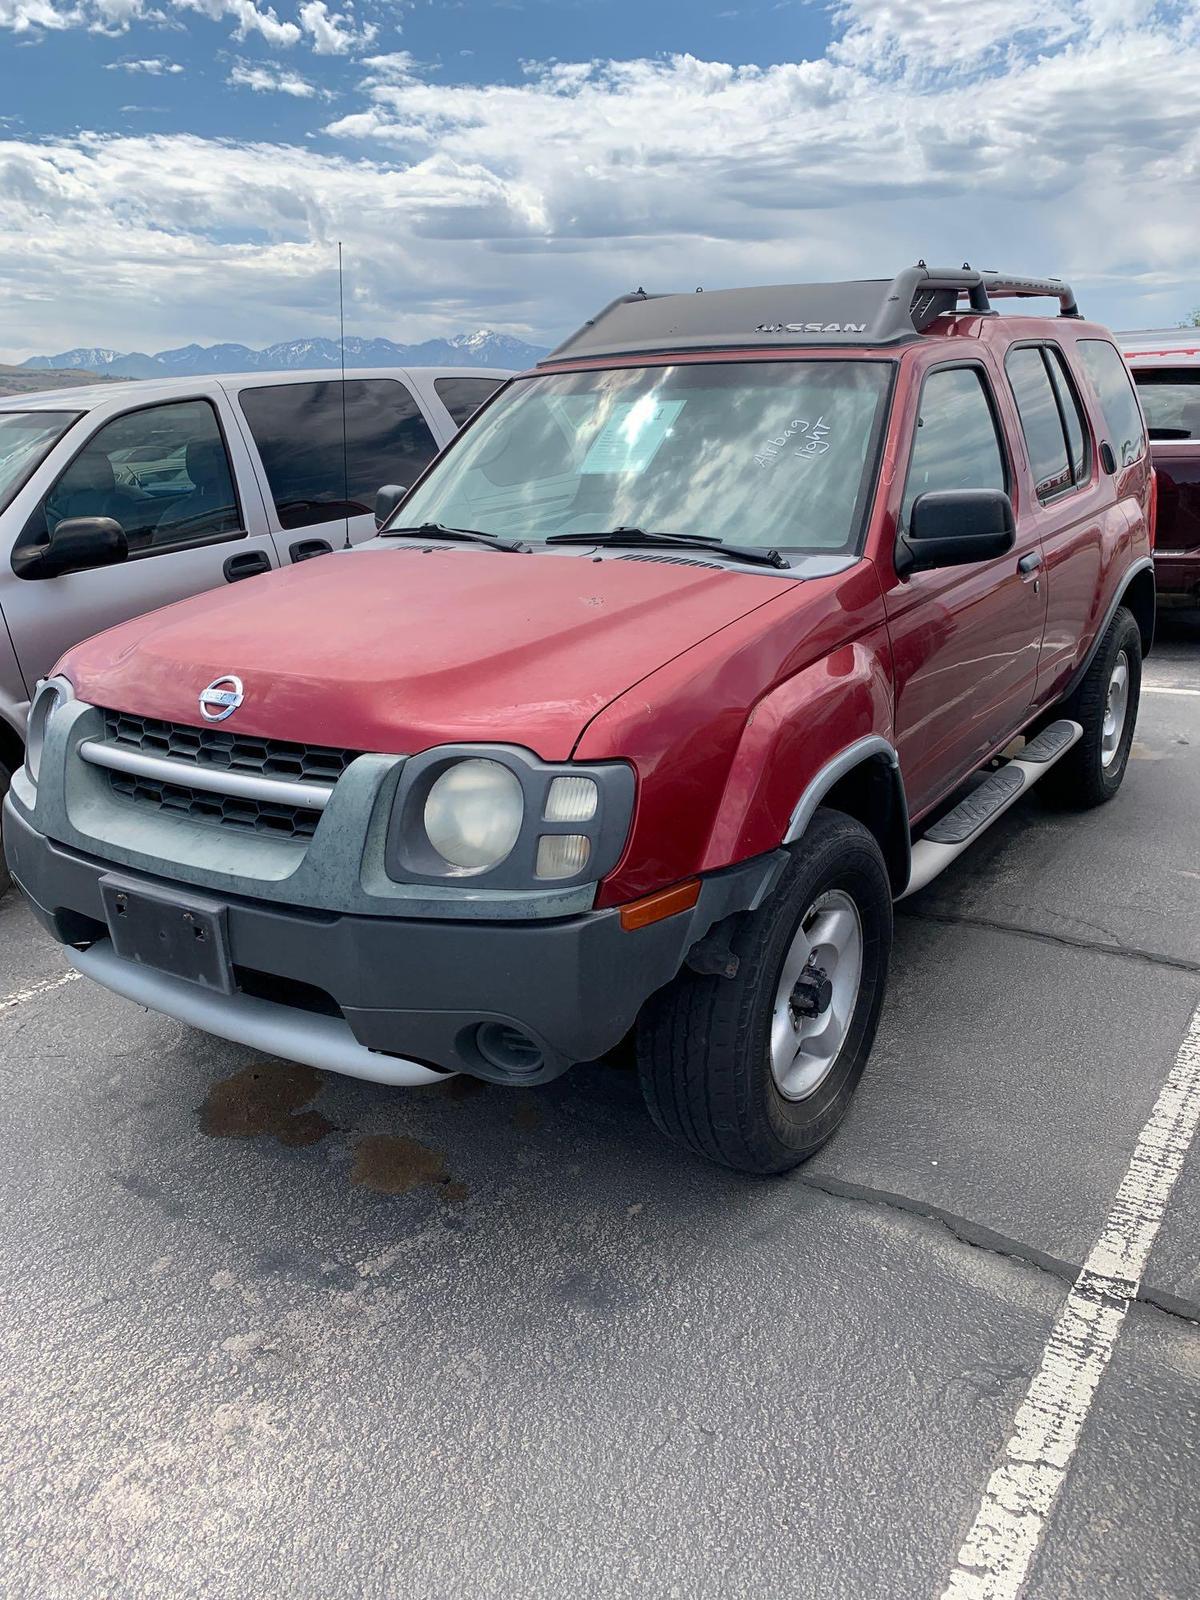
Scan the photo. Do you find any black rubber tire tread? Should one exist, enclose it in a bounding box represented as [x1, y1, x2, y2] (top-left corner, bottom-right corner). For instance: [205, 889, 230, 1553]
[636, 808, 892, 1175]
[1040, 606, 1141, 810]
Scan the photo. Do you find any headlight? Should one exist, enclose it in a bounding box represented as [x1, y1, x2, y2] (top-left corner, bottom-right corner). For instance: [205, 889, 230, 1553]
[387, 746, 635, 890]
[423, 758, 525, 872]
[26, 680, 64, 784]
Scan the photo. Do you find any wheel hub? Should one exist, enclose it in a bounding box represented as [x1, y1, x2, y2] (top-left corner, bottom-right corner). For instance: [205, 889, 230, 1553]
[790, 962, 833, 1019]
[770, 888, 864, 1102]
[1101, 650, 1130, 769]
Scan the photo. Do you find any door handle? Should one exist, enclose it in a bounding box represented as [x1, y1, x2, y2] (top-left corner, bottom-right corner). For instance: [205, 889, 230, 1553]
[1017, 551, 1043, 576]
[289, 538, 333, 563]
[223, 550, 272, 583]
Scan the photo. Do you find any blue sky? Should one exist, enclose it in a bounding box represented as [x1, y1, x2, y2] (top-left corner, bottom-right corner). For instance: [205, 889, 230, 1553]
[2, 3, 840, 148]
[0, 1, 1197, 358]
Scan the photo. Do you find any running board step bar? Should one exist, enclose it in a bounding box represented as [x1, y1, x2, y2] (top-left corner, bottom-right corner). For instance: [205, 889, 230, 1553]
[899, 719, 1082, 900]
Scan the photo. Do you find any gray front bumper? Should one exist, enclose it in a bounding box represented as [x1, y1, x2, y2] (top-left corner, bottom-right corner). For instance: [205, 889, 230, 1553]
[6, 797, 785, 1084]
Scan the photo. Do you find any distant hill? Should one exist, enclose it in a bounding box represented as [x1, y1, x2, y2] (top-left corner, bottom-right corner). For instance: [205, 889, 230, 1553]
[0, 363, 126, 399]
[19, 329, 548, 380]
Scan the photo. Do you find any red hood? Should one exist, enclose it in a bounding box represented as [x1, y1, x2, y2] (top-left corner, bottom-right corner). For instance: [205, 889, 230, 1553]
[59, 545, 787, 759]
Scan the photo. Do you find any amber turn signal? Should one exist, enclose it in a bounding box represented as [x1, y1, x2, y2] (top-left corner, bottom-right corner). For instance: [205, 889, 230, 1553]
[619, 878, 701, 932]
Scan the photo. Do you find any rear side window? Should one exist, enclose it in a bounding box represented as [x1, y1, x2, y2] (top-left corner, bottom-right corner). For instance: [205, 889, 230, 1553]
[239, 379, 439, 530]
[1005, 347, 1071, 500]
[435, 376, 504, 428]
[1045, 347, 1089, 482]
[1133, 368, 1200, 441]
[901, 366, 1007, 530]
[1077, 340, 1146, 467]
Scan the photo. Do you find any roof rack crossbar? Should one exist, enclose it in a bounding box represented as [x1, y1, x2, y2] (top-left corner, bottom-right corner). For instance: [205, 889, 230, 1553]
[891, 265, 1080, 329]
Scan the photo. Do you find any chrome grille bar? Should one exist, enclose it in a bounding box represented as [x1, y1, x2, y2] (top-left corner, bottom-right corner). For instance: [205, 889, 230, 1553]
[79, 739, 334, 811]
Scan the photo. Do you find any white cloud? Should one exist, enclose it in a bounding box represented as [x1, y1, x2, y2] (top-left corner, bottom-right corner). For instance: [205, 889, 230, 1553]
[0, 0, 78, 30]
[0, 2, 1197, 355]
[173, 0, 299, 46]
[106, 54, 183, 72]
[228, 57, 324, 95]
[299, 0, 374, 56]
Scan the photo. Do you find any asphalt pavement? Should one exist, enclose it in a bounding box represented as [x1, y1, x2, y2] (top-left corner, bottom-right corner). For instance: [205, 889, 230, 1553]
[1, 615, 1198, 1600]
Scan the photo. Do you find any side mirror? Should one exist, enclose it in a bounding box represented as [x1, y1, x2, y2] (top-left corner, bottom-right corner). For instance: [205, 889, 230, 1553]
[895, 489, 1015, 577]
[20, 517, 129, 580]
[375, 484, 407, 529]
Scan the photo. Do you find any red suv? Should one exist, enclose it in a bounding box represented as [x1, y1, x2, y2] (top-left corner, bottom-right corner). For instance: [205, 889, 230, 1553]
[5, 265, 1155, 1174]
[1121, 330, 1200, 605]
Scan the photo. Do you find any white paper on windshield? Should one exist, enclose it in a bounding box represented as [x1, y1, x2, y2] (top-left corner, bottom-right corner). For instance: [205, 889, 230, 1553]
[580, 398, 686, 474]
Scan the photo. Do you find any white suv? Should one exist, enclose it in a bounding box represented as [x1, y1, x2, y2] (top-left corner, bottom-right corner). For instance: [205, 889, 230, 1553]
[0, 365, 511, 885]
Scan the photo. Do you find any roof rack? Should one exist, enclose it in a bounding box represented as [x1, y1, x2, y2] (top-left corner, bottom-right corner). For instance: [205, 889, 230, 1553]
[543, 263, 1082, 363]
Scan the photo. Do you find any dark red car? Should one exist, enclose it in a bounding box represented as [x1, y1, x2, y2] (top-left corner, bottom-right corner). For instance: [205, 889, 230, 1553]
[6, 265, 1155, 1173]
[1122, 331, 1200, 605]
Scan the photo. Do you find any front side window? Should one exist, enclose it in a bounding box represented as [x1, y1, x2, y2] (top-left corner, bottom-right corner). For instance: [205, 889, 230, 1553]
[1005, 347, 1072, 500]
[396, 360, 894, 553]
[0, 410, 80, 517]
[239, 379, 440, 530]
[900, 366, 1007, 530]
[22, 400, 240, 557]
[1132, 368, 1200, 441]
[1078, 339, 1146, 467]
[435, 376, 505, 428]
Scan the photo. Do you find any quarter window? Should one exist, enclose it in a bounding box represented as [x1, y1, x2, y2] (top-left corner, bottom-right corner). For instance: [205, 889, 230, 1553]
[435, 376, 504, 428]
[1077, 340, 1146, 467]
[901, 366, 1006, 530]
[239, 378, 439, 530]
[23, 399, 241, 557]
[1005, 347, 1072, 500]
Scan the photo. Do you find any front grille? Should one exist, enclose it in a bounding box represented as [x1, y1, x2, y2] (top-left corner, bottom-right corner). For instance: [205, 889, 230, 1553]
[106, 770, 323, 840]
[102, 709, 356, 783]
[97, 709, 359, 843]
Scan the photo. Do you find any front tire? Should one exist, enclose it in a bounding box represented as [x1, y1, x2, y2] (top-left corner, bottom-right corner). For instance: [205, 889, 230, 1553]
[1041, 606, 1141, 809]
[636, 809, 892, 1175]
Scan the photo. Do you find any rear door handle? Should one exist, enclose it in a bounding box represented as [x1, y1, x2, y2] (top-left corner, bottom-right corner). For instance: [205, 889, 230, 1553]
[1018, 551, 1043, 575]
[289, 538, 333, 563]
[223, 550, 272, 583]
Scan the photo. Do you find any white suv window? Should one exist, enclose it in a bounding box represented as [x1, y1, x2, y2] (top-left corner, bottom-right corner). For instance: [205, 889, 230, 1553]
[24, 399, 242, 558]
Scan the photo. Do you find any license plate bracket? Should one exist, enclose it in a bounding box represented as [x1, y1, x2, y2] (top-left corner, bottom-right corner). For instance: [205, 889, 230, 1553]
[99, 875, 234, 994]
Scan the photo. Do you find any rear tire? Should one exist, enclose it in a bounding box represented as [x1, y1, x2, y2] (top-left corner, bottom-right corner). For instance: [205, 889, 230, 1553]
[1040, 606, 1141, 809]
[636, 809, 892, 1175]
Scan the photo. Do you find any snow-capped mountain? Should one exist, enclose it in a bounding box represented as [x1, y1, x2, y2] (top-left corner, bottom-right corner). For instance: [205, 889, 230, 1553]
[20, 329, 548, 379]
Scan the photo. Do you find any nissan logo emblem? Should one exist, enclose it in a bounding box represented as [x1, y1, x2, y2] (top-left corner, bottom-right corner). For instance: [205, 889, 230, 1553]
[198, 675, 244, 722]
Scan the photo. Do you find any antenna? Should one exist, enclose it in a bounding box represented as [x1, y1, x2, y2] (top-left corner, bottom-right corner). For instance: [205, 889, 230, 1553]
[338, 241, 351, 551]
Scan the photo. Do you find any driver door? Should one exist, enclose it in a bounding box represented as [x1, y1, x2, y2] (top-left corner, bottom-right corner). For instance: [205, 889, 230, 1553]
[883, 361, 1047, 819]
[2, 393, 278, 696]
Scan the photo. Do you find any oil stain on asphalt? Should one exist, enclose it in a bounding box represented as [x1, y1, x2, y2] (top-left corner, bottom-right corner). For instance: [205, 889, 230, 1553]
[349, 1133, 468, 1201]
[199, 1061, 335, 1148]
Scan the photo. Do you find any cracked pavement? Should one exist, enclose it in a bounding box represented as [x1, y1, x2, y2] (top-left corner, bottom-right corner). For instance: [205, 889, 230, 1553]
[1, 613, 1198, 1600]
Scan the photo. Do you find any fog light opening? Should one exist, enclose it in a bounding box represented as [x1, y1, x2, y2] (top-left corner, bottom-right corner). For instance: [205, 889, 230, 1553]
[475, 1022, 545, 1078]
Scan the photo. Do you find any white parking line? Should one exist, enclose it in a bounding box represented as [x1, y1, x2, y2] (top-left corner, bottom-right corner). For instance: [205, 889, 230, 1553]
[0, 968, 81, 1016]
[940, 1002, 1200, 1600]
[1142, 684, 1200, 697]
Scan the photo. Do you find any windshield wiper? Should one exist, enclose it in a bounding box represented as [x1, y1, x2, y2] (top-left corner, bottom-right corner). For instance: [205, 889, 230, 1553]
[545, 527, 788, 569]
[384, 521, 528, 553]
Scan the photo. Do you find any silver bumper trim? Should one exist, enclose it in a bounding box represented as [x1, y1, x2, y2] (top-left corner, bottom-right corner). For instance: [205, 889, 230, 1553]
[67, 939, 450, 1087]
[78, 739, 334, 811]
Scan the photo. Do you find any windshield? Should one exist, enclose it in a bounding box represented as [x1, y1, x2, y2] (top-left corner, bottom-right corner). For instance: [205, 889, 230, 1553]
[0, 411, 80, 516]
[1133, 369, 1200, 441]
[393, 361, 892, 553]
